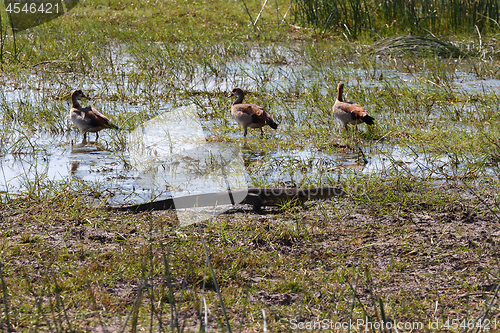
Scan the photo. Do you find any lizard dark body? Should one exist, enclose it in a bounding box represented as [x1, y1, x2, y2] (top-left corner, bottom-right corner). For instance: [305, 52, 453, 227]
[109, 187, 344, 212]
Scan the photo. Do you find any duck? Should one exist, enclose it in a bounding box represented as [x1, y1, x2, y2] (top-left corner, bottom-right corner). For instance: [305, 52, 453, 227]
[229, 87, 278, 137]
[69, 89, 119, 143]
[333, 83, 374, 131]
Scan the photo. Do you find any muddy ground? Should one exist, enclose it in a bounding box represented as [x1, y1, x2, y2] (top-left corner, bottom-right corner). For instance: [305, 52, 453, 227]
[1, 191, 499, 331]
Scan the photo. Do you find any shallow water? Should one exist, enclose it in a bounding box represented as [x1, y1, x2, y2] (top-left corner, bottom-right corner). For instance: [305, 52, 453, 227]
[0, 106, 491, 206]
[0, 45, 499, 207]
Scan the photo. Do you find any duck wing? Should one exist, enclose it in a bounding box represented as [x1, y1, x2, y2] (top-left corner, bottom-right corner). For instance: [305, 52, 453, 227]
[233, 103, 266, 124]
[334, 101, 373, 123]
[84, 106, 118, 129]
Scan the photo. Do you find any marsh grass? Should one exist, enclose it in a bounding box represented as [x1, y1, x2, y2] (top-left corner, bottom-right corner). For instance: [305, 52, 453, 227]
[0, 0, 498, 331]
[294, 0, 500, 36]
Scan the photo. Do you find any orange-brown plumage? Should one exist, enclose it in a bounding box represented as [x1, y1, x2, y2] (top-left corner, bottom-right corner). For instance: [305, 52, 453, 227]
[333, 83, 374, 130]
[229, 88, 278, 137]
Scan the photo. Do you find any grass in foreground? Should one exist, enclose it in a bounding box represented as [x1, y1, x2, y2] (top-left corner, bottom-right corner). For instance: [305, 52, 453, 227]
[0, 175, 499, 331]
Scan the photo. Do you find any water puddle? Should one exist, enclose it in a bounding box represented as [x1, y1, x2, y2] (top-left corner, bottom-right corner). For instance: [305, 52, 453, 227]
[0, 43, 498, 211]
[0, 103, 492, 210]
[243, 144, 466, 187]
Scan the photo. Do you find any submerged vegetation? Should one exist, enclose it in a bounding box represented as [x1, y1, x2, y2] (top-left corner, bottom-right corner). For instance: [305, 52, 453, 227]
[0, 0, 499, 331]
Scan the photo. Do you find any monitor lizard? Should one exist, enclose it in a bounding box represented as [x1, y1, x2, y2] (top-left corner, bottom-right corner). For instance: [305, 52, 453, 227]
[109, 187, 345, 212]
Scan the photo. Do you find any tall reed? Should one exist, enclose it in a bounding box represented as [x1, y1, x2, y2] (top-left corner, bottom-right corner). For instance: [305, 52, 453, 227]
[293, 0, 500, 36]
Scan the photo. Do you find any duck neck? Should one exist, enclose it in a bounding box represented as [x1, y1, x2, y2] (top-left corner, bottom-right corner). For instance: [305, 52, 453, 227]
[337, 85, 344, 102]
[233, 92, 244, 105]
[71, 95, 81, 108]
